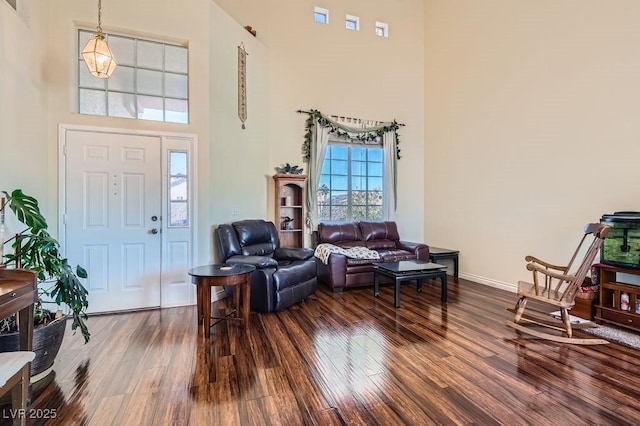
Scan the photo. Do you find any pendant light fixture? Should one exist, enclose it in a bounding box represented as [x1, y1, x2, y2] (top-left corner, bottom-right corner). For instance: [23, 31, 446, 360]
[81, 0, 117, 79]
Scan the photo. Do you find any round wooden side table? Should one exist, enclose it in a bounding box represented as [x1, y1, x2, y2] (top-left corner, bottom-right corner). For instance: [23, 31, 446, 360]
[188, 264, 255, 337]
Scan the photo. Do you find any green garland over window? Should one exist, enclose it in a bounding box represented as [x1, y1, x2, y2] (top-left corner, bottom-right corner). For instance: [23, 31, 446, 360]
[299, 109, 402, 162]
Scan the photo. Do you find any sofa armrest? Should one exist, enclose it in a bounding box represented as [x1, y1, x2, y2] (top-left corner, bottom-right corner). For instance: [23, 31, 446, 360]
[274, 247, 314, 261]
[396, 241, 430, 261]
[315, 253, 348, 289]
[226, 255, 278, 269]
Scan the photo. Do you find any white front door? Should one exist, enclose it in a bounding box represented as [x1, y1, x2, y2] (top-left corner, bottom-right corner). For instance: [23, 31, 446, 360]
[60, 127, 195, 313]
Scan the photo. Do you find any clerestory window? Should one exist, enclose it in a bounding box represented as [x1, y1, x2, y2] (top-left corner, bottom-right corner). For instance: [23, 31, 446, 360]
[77, 30, 189, 124]
[346, 15, 360, 31]
[375, 22, 389, 38]
[314, 7, 329, 24]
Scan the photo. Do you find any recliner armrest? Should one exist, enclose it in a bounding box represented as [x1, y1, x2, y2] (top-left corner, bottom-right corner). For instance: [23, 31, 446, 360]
[226, 255, 278, 269]
[396, 241, 430, 261]
[274, 247, 314, 261]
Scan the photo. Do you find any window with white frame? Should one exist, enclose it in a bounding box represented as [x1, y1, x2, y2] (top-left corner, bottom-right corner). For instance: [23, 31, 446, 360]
[375, 21, 389, 38]
[318, 139, 384, 222]
[78, 30, 189, 124]
[346, 15, 359, 31]
[314, 7, 329, 24]
[169, 151, 189, 227]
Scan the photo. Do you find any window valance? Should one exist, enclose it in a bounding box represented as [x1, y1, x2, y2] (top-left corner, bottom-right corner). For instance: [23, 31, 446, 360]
[297, 109, 404, 231]
[298, 109, 403, 161]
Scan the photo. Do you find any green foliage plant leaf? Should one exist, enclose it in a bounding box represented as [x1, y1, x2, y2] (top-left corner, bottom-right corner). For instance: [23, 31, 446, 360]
[1, 189, 91, 343]
[2, 190, 48, 232]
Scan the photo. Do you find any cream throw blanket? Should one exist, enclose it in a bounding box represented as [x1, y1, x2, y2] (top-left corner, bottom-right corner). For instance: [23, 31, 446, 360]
[314, 243, 381, 264]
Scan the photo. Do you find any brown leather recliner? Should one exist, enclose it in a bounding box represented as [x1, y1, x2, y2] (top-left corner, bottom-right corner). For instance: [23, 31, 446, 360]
[215, 219, 317, 312]
[313, 221, 429, 292]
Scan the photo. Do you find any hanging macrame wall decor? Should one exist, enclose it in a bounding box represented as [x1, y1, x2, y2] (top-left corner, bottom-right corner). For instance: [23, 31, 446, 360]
[238, 43, 248, 129]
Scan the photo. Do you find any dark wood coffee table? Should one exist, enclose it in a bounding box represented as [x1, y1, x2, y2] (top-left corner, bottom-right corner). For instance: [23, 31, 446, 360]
[373, 260, 448, 308]
[189, 264, 255, 337]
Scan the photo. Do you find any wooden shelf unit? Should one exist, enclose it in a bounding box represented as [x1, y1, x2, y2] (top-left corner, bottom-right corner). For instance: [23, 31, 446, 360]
[273, 174, 306, 248]
[595, 263, 640, 331]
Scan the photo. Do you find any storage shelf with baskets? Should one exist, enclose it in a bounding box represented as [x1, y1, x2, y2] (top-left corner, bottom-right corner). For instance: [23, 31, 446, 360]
[572, 283, 599, 320]
[594, 263, 640, 331]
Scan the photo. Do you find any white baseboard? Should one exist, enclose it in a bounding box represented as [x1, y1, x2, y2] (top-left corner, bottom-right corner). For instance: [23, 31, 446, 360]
[160, 288, 227, 308]
[459, 272, 517, 293]
[213, 287, 227, 300]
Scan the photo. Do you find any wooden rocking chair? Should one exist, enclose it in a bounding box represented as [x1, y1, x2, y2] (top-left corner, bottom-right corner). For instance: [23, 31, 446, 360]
[506, 223, 611, 345]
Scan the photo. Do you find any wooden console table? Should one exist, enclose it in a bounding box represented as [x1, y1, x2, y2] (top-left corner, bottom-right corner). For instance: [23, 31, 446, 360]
[0, 269, 37, 352]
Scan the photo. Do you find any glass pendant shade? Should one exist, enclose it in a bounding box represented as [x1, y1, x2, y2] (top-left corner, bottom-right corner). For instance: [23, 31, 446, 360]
[82, 33, 117, 79]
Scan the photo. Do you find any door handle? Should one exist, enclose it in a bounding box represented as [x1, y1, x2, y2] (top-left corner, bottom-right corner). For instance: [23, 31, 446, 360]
[150, 228, 159, 234]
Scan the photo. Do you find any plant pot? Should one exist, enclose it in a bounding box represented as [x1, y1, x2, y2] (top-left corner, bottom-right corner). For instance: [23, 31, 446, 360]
[0, 316, 67, 380]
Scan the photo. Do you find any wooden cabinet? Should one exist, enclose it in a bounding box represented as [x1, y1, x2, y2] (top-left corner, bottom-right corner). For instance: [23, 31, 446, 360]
[273, 174, 306, 248]
[595, 263, 640, 332]
[0, 268, 37, 352]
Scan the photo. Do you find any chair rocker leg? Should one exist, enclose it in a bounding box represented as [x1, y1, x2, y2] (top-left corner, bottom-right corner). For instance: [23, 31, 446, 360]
[505, 321, 609, 345]
[560, 308, 572, 338]
[506, 297, 609, 345]
[514, 296, 527, 323]
[505, 307, 599, 330]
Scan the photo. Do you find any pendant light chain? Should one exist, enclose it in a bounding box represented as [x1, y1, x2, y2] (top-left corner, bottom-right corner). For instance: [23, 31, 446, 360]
[97, 0, 103, 34]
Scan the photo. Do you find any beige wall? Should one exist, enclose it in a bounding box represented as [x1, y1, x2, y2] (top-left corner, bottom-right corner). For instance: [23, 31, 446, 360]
[215, 0, 426, 242]
[1, 0, 269, 264]
[2, 0, 424, 266]
[5, 0, 639, 292]
[0, 1, 49, 211]
[425, 0, 640, 290]
[45, 0, 215, 263]
[209, 2, 270, 259]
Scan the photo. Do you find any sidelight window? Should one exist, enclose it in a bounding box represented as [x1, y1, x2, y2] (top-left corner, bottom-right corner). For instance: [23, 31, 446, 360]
[168, 151, 189, 227]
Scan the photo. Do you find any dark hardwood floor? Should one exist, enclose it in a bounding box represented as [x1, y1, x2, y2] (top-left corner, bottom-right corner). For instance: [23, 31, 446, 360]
[7, 277, 640, 425]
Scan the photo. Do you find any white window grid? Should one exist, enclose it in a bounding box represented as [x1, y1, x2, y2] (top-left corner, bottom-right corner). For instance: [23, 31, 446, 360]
[77, 29, 189, 124]
[318, 139, 384, 222]
[168, 150, 189, 227]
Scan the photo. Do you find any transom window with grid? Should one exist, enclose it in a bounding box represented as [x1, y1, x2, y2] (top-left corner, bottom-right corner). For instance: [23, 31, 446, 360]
[318, 139, 384, 222]
[78, 30, 189, 124]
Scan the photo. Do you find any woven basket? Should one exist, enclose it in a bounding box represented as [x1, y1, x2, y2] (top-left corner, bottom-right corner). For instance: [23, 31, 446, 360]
[576, 285, 600, 300]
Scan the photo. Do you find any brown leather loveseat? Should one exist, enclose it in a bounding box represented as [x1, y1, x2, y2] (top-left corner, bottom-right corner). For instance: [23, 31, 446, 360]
[312, 221, 429, 292]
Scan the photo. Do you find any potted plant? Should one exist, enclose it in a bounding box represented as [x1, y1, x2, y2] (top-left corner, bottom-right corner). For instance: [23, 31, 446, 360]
[0, 189, 89, 379]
